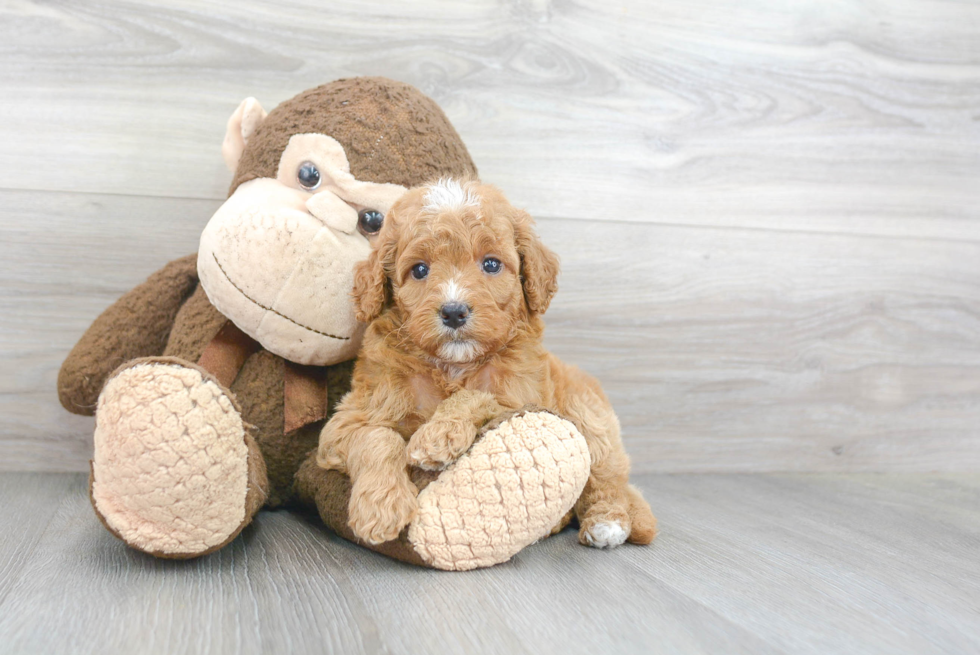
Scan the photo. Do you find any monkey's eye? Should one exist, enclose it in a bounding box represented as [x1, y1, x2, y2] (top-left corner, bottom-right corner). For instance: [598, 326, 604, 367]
[411, 263, 429, 280]
[482, 257, 502, 275]
[297, 161, 321, 190]
[357, 209, 384, 236]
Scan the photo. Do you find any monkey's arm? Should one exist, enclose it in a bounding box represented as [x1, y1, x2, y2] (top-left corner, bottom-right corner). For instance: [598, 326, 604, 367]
[58, 254, 200, 415]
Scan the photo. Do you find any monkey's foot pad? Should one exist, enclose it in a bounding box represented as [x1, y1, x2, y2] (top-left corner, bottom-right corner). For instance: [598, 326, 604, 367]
[408, 410, 591, 571]
[90, 361, 251, 558]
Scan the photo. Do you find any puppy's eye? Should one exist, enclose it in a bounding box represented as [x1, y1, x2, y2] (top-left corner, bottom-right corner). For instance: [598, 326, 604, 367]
[482, 257, 502, 275]
[411, 263, 429, 280]
[357, 209, 384, 236]
[297, 161, 321, 190]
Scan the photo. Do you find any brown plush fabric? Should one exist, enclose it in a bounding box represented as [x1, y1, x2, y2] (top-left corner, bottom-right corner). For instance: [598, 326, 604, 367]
[243, 432, 271, 525]
[294, 452, 439, 567]
[163, 281, 226, 360]
[197, 321, 261, 389]
[58, 254, 199, 415]
[198, 321, 328, 436]
[282, 362, 330, 435]
[230, 77, 478, 195]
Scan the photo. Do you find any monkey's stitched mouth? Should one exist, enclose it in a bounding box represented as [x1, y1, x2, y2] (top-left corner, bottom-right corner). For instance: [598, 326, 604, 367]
[212, 253, 350, 341]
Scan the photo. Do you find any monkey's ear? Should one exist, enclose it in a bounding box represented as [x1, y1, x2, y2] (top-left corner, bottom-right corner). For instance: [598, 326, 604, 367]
[222, 97, 268, 172]
[514, 210, 560, 315]
[351, 230, 397, 323]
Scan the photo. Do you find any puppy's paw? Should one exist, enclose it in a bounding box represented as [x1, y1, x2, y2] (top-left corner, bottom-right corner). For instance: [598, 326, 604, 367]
[578, 508, 632, 550]
[348, 475, 419, 545]
[407, 419, 478, 471]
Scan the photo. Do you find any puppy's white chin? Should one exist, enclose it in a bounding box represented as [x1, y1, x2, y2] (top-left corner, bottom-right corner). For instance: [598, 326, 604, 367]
[437, 340, 481, 363]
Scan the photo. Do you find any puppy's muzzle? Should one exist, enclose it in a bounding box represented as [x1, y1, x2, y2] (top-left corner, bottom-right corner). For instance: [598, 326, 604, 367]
[440, 302, 470, 329]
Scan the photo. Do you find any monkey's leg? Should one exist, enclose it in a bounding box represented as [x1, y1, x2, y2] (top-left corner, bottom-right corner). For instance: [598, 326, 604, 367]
[297, 408, 591, 571]
[90, 358, 268, 558]
[58, 254, 200, 415]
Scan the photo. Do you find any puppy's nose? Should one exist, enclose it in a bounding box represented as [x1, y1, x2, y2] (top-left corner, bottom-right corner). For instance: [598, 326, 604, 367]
[440, 302, 470, 329]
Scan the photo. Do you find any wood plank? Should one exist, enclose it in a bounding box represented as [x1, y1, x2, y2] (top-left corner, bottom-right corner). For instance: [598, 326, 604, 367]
[0, 473, 80, 608]
[3, 189, 979, 472]
[627, 473, 980, 654]
[0, 189, 214, 471]
[0, 472, 977, 654]
[540, 217, 980, 472]
[0, 0, 977, 239]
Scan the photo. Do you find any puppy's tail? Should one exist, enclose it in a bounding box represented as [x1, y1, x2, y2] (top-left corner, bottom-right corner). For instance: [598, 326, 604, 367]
[625, 484, 657, 544]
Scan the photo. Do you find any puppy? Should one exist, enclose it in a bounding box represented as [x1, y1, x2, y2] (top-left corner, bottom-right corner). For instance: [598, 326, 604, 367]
[317, 179, 656, 549]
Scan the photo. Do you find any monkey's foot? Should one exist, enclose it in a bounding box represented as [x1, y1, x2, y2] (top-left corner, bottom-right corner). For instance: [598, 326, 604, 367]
[407, 408, 591, 571]
[90, 358, 267, 558]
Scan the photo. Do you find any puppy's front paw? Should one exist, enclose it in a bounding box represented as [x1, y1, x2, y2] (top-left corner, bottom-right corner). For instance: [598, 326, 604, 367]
[578, 508, 632, 550]
[407, 419, 478, 471]
[348, 475, 419, 545]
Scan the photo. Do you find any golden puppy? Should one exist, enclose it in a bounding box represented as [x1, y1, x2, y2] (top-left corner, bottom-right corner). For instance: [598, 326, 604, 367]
[317, 179, 656, 549]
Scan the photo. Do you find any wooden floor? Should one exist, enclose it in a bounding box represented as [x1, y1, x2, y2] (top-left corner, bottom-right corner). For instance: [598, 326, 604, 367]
[1, 1, 978, 653]
[1, 472, 977, 655]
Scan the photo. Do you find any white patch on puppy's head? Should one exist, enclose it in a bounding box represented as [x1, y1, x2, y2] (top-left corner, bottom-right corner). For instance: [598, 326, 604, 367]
[422, 178, 479, 213]
[439, 275, 469, 305]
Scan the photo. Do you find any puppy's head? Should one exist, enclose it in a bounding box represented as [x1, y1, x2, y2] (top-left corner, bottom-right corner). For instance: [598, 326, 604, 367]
[351, 178, 559, 364]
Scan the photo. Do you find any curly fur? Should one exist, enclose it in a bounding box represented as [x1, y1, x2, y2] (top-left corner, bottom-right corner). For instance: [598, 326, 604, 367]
[319, 180, 656, 547]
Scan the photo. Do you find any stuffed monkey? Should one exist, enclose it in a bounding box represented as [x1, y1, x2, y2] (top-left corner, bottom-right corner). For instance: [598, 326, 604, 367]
[58, 77, 592, 571]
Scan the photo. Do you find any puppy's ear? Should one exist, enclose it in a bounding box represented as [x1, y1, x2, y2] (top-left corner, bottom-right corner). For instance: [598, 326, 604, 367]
[351, 229, 397, 323]
[514, 210, 560, 315]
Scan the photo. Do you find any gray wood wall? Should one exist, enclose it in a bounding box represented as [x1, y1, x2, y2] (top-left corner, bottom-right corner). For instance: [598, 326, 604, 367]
[2, 0, 978, 472]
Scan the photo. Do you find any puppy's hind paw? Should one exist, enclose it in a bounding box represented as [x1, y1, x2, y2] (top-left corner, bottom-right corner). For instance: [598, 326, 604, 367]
[579, 511, 631, 549]
[580, 520, 629, 549]
[407, 419, 478, 471]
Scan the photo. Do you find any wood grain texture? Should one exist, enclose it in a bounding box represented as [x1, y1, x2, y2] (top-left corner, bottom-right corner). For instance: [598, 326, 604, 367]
[3, 189, 979, 472]
[1, 0, 978, 472]
[0, 189, 213, 470]
[0, 472, 977, 654]
[542, 217, 980, 472]
[0, 474, 79, 610]
[0, 0, 978, 238]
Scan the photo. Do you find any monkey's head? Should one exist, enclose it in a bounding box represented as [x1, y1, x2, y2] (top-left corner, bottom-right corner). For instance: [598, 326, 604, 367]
[198, 77, 477, 365]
